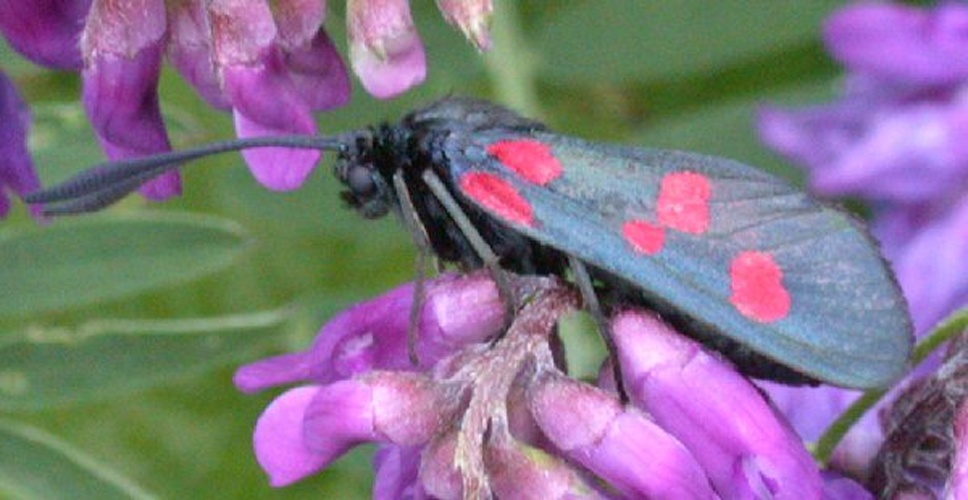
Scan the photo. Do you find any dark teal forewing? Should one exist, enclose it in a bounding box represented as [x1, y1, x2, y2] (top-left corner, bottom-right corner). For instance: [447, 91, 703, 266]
[450, 131, 913, 389]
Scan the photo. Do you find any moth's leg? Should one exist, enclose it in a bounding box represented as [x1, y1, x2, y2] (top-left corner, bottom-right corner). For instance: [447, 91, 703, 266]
[420, 169, 518, 320]
[393, 170, 439, 366]
[568, 256, 627, 401]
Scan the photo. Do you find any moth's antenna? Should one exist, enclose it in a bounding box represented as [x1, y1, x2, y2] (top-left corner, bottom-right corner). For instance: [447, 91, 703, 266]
[26, 134, 354, 216]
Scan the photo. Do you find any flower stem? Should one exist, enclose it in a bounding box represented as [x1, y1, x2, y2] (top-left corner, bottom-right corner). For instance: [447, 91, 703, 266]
[483, 0, 541, 117]
[813, 307, 968, 464]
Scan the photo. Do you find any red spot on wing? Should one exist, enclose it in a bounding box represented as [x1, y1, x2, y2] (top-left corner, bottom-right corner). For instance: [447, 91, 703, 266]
[487, 139, 563, 185]
[657, 172, 712, 234]
[730, 251, 791, 323]
[459, 171, 535, 227]
[623, 220, 666, 255]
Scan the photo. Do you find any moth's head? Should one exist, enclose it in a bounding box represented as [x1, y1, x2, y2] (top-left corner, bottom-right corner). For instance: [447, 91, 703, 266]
[334, 129, 395, 219]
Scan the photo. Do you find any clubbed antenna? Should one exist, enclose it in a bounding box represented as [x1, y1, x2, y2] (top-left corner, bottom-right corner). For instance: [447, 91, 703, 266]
[26, 134, 354, 216]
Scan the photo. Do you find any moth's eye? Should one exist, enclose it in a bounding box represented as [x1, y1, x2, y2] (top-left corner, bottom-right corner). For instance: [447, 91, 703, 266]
[346, 165, 377, 200]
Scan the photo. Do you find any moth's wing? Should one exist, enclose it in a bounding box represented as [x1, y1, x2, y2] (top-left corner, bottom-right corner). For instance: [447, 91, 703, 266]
[449, 131, 913, 389]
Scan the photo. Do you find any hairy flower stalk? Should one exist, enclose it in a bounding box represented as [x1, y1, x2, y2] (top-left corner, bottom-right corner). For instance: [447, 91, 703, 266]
[236, 272, 830, 497]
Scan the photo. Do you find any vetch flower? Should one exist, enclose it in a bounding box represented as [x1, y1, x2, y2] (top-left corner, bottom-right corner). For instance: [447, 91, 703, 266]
[81, 0, 178, 200]
[611, 310, 822, 498]
[240, 274, 608, 495]
[1, 0, 493, 201]
[758, 1, 968, 483]
[346, 0, 426, 99]
[0, 0, 88, 69]
[236, 272, 832, 496]
[205, 0, 347, 190]
[0, 71, 42, 220]
[528, 370, 714, 498]
[234, 272, 505, 392]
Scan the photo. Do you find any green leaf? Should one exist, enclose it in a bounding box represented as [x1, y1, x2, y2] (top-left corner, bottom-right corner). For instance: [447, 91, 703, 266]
[534, 0, 842, 83]
[0, 308, 295, 411]
[0, 213, 250, 317]
[0, 419, 155, 499]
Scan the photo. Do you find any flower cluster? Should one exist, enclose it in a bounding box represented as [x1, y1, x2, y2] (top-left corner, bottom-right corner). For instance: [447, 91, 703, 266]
[235, 272, 838, 497]
[0, 0, 493, 216]
[758, 0, 968, 492]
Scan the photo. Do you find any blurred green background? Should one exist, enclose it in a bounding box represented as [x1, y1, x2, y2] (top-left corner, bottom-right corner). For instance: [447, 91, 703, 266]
[0, 1, 849, 498]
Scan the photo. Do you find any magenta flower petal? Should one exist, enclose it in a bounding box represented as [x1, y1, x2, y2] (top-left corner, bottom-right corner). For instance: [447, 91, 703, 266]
[0, 0, 89, 69]
[272, 0, 351, 111]
[231, 107, 319, 191]
[417, 272, 504, 361]
[373, 445, 423, 500]
[81, 0, 180, 201]
[233, 274, 503, 394]
[823, 471, 875, 500]
[271, 0, 327, 47]
[529, 372, 715, 498]
[300, 378, 379, 455]
[233, 352, 314, 394]
[613, 310, 822, 498]
[307, 280, 414, 381]
[252, 386, 330, 487]
[165, 0, 231, 109]
[484, 437, 601, 498]
[290, 373, 450, 481]
[347, 0, 427, 99]
[0, 71, 42, 219]
[304, 273, 502, 383]
[209, 0, 320, 191]
[825, 2, 968, 85]
[279, 30, 351, 111]
[255, 373, 452, 488]
[759, 382, 880, 476]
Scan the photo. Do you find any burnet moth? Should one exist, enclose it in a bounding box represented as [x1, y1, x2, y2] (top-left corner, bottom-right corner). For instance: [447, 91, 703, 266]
[26, 97, 914, 388]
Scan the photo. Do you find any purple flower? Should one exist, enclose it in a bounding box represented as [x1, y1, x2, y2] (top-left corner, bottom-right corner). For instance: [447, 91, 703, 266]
[0, 0, 88, 69]
[0, 0, 493, 200]
[611, 310, 822, 498]
[528, 370, 715, 498]
[81, 0, 178, 200]
[347, 0, 426, 99]
[0, 71, 42, 220]
[236, 273, 832, 496]
[757, 0, 968, 488]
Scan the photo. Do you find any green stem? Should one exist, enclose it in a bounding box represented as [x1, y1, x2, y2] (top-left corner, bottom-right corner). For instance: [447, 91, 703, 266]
[483, 0, 541, 117]
[813, 307, 968, 464]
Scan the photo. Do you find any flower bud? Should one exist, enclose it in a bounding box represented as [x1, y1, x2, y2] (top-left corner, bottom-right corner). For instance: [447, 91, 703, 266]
[346, 0, 426, 98]
[436, 0, 493, 51]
